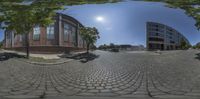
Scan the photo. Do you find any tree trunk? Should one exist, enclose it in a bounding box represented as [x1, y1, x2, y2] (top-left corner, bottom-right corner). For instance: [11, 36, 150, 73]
[25, 33, 30, 59]
[87, 43, 90, 54]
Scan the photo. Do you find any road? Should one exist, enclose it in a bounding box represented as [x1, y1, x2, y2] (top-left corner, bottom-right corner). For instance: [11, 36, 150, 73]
[0, 50, 200, 99]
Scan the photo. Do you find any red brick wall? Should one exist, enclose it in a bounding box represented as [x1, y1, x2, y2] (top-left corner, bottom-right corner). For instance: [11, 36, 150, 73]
[5, 46, 85, 54]
[5, 13, 86, 53]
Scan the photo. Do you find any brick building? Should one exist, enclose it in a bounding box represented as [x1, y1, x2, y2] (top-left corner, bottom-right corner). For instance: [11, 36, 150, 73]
[3, 13, 86, 53]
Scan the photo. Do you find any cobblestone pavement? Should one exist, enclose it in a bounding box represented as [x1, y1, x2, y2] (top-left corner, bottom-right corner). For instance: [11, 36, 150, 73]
[0, 50, 200, 99]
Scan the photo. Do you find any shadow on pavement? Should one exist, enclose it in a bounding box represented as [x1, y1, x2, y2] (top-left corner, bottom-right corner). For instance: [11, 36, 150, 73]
[195, 53, 200, 60]
[0, 52, 25, 61]
[60, 52, 99, 63]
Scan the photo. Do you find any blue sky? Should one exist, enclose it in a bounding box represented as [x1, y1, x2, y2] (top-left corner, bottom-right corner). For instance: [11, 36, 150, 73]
[1, 1, 200, 46]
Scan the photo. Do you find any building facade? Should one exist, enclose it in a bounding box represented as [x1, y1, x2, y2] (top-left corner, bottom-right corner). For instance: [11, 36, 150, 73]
[119, 45, 145, 51]
[3, 13, 86, 53]
[146, 22, 190, 50]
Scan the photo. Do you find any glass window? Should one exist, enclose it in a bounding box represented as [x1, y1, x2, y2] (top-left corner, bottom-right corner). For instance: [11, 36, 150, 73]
[63, 23, 70, 41]
[63, 23, 77, 46]
[71, 26, 76, 46]
[33, 25, 40, 40]
[47, 24, 55, 40]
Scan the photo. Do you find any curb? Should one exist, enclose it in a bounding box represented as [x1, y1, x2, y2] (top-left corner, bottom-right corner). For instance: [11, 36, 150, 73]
[18, 59, 73, 66]
[3, 95, 39, 99]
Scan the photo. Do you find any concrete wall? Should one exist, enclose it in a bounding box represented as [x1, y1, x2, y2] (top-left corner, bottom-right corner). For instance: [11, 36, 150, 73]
[146, 22, 190, 50]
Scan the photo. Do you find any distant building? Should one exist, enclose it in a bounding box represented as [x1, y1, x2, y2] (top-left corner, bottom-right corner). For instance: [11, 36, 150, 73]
[146, 22, 190, 50]
[119, 44, 145, 51]
[132, 45, 145, 51]
[119, 45, 132, 50]
[3, 13, 86, 53]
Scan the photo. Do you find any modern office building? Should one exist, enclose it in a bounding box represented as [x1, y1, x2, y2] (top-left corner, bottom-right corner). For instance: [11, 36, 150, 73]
[146, 22, 190, 50]
[3, 13, 86, 53]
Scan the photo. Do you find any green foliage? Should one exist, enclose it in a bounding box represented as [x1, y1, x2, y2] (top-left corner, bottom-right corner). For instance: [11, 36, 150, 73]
[195, 42, 200, 49]
[0, 0, 121, 33]
[98, 44, 108, 50]
[180, 38, 191, 50]
[192, 45, 197, 49]
[80, 27, 100, 53]
[145, 0, 200, 30]
[99, 43, 121, 50]
[1, 1, 62, 34]
[0, 0, 121, 57]
[0, 41, 3, 49]
[192, 44, 200, 49]
[90, 44, 97, 50]
[0, 0, 68, 58]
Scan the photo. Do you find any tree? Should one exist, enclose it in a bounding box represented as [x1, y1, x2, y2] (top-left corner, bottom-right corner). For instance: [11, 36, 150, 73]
[195, 42, 200, 49]
[0, 0, 63, 58]
[0, 0, 120, 58]
[90, 44, 97, 50]
[192, 45, 197, 49]
[98, 44, 108, 50]
[180, 38, 191, 50]
[0, 40, 3, 49]
[98, 45, 104, 50]
[145, 0, 200, 30]
[80, 27, 100, 54]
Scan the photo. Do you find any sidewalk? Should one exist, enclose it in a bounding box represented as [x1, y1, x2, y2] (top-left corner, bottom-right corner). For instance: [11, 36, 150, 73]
[1, 50, 61, 59]
[0, 49, 86, 65]
[1, 49, 86, 59]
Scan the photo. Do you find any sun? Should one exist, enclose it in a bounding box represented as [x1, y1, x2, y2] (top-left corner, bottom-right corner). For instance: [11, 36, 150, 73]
[96, 16, 104, 22]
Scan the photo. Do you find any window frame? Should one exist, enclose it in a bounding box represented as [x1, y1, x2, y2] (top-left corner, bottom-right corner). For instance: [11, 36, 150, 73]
[46, 24, 55, 40]
[63, 23, 70, 42]
[33, 25, 40, 41]
[63, 22, 77, 46]
[71, 26, 77, 46]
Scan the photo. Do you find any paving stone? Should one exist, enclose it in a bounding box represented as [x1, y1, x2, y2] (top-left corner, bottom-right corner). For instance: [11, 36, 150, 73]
[100, 89, 112, 93]
[87, 89, 99, 93]
[77, 92, 96, 96]
[88, 86, 95, 90]
[0, 50, 200, 99]
[112, 88, 121, 91]
[105, 86, 112, 89]
[96, 87, 104, 90]
[96, 92, 118, 97]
